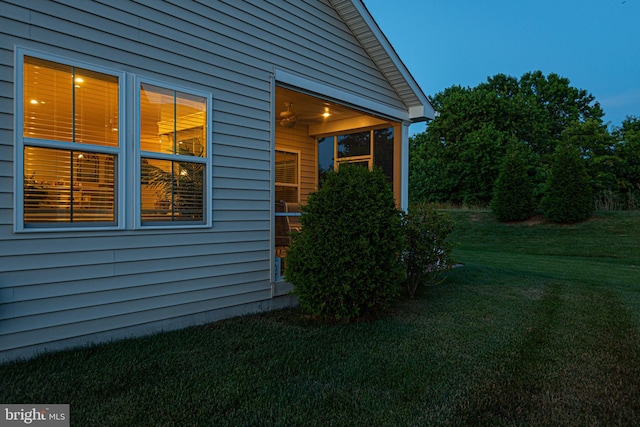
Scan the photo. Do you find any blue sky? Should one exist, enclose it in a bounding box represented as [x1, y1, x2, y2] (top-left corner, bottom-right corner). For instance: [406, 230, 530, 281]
[364, 0, 640, 134]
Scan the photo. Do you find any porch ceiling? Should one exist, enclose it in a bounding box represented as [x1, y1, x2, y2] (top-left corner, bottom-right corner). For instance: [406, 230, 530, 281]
[276, 87, 369, 127]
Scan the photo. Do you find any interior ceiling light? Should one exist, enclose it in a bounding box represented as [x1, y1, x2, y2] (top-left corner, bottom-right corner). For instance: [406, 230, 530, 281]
[279, 102, 297, 128]
[322, 106, 331, 118]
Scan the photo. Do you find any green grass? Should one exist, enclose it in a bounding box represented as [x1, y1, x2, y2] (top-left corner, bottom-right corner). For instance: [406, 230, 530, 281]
[2, 211, 640, 426]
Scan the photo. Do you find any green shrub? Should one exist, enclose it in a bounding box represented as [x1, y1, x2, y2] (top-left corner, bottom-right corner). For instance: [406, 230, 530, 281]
[491, 144, 536, 222]
[541, 142, 593, 223]
[402, 204, 456, 298]
[285, 165, 405, 321]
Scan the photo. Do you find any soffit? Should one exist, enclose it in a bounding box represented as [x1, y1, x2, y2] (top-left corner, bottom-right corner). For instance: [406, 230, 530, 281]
[329, 0, 436, 121]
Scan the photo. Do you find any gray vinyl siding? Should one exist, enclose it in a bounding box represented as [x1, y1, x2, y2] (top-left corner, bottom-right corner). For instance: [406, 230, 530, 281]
[0, 0, 407, 361]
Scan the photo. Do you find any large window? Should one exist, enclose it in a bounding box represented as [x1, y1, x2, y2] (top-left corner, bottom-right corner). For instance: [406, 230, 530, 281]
[139, 83, 208, 224]
[16, 51, 211, 230]
[318, 127, 395, 184]
[21, 55, 119, 227]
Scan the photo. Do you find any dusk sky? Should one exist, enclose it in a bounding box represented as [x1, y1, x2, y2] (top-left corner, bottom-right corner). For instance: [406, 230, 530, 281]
[364, 0, 640, 134]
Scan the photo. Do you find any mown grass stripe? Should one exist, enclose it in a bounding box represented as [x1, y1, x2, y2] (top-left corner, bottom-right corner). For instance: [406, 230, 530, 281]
[454, 276, 640, 425]
[456, 249, 640, 287]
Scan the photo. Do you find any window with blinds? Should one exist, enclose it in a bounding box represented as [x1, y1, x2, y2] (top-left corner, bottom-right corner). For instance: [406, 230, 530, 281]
[22, 56, 118, 225]
[275, 150, 299, 203]
[139, 83, 207, 223]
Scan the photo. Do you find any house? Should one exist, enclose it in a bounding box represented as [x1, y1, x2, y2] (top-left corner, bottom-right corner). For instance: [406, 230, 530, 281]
[0, 0, 435, 362]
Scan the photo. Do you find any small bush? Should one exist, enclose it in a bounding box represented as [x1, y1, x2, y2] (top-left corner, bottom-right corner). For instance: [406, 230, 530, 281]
[285, 165, 405, 321]
[402, 204, 456, 298]
[491, 144, 536, 222]
[541, 142, 593, 223]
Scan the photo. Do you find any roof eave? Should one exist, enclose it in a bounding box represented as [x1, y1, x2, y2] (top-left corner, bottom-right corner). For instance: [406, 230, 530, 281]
[330, 0, 436, 121]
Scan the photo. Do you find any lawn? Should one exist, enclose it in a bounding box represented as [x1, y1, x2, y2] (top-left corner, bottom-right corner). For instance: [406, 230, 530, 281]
[2, 211, 640, 426]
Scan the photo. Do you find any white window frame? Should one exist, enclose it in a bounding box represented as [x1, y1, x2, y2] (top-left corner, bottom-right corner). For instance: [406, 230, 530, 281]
[274, 149, 301, 203]
[334, 131, 373, 170]
[134, 77, 212, 229]
[13, 48, 126, 232]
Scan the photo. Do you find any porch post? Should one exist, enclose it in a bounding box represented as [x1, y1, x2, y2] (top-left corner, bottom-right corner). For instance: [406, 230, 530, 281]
[400, 121, 411, 211]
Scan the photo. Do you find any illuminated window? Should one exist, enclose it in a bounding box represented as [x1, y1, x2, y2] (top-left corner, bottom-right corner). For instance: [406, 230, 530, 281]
[139, 83, 208, 224]
[275, 150, 299, 203]
[21, 56, 119, 226]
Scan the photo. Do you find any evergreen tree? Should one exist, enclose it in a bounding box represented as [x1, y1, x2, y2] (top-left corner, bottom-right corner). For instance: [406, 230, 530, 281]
[541, 142, 593, 223]
[491, 143, 536, 222]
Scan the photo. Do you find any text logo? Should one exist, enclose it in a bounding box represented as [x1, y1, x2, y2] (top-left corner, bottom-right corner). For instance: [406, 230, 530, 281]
[1, 405, 69, 426]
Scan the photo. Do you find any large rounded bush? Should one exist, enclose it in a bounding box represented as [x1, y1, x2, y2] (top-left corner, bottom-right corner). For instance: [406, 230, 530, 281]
[541, 142, 593, 223]
[285, 165, 405, 321]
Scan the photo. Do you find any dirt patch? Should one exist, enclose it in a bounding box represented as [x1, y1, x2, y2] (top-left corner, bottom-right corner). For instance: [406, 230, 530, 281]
[522, 214, 546, 226]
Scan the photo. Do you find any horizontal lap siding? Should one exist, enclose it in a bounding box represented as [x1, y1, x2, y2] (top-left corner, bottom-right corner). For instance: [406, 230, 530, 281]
[1, 284, 273, 352]
[0, 0, 405, 360]
[0, 35, 13, 229]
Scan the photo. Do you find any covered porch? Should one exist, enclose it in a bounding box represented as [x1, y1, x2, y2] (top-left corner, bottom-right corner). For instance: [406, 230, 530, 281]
[273, 86, 404, 281]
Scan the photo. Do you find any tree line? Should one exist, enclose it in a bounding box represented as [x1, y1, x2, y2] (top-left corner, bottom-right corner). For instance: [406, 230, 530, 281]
[409, 71, 640, 219]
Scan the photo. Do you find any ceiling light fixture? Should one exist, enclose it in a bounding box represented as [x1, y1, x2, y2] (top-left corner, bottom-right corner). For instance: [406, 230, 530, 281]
[279, 102, 297, 128]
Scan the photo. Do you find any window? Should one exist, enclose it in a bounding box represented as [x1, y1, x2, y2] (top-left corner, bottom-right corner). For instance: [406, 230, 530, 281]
[337, 130, 371, 167]
[139, 82, 208, 224]
[373, 128, 394, 182]
[20, 55, 120, 227]
[317, 136, 334, 185]
[16, 50, 212, 231]
[317, 127, 395, 184]
[275, 150, 299, 203]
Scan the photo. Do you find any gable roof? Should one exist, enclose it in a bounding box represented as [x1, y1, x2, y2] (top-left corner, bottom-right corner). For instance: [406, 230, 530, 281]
[330, 0, 436, 121]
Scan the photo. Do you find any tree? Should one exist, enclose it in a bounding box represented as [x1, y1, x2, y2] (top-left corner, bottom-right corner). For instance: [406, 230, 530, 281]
[409, 131, 460, 204]
[514, 71, 604, 154]
[613, 116, 640, 208]
[540, 142, 593, 223]
[562, 119, 619, 209]
[410, 71, 605, 207]
[491, 143, 536, 222]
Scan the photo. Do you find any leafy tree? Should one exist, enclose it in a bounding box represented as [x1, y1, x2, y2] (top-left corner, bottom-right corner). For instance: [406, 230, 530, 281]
[285, 165, 405, 321]
[409, 132, 455, 204]
[541, 142, 593, 223]
[456, 124, 515, 205]
[491, 143, 536, 222]
[410, 71, 605, 207]
[514, 71, 604, 154]
[613, 116, 640, 208]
